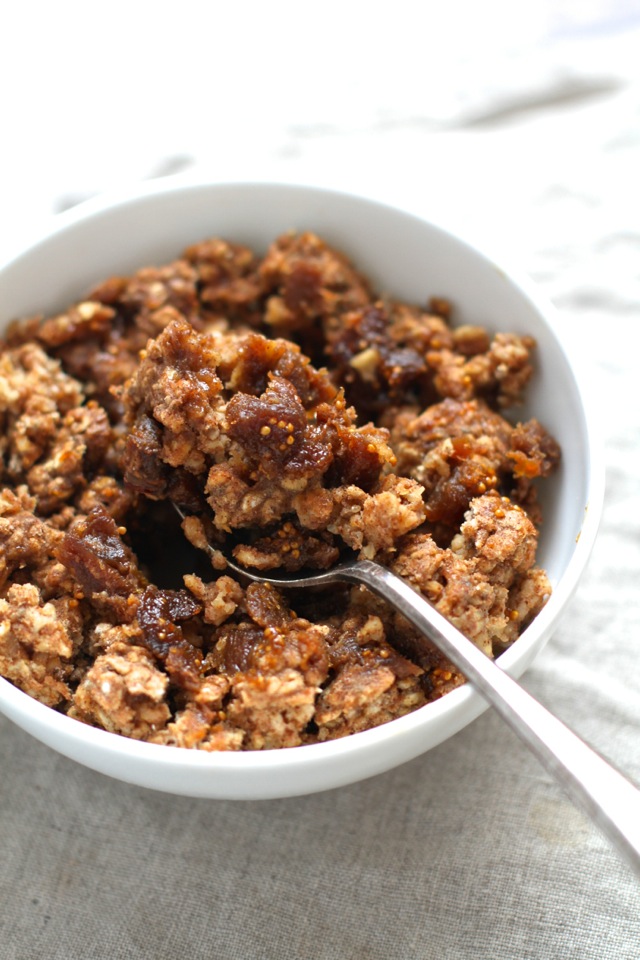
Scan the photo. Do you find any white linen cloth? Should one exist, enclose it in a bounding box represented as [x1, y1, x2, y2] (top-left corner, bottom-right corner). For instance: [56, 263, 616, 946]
[1, 4, 639, 957]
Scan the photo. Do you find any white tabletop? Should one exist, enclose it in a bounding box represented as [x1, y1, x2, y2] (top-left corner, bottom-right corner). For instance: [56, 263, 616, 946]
[1, 4, 639, 957]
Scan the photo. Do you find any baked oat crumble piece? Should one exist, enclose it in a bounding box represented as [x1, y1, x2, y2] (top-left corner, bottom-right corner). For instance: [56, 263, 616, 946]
[0, 230, 560, 750]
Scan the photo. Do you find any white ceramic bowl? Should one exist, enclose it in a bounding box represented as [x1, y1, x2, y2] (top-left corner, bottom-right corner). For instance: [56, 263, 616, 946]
[0, 180, 602, 798]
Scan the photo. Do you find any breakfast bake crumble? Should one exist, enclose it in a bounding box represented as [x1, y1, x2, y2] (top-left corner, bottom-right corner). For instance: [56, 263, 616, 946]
[0, 232, 559, 749]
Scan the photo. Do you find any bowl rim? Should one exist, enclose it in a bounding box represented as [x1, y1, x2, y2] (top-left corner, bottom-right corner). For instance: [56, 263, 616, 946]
[0, 176, 605, 780]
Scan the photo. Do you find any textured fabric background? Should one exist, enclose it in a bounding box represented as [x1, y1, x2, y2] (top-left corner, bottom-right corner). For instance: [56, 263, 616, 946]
[1, 3, 639, 958]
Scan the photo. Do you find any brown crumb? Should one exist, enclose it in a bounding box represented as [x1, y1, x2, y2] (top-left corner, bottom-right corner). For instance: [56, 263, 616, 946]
[0, 230, 559, 750]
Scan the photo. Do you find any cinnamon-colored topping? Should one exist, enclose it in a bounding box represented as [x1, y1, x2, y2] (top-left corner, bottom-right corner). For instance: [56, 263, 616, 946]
[0, 231, 559, 749]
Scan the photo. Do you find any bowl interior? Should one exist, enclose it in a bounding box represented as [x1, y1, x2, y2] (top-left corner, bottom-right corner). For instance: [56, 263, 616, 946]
[0, 180, 600, 798]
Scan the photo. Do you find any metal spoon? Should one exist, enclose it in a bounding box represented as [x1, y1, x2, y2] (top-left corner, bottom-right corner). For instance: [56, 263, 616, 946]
[176, 507, 640, 876]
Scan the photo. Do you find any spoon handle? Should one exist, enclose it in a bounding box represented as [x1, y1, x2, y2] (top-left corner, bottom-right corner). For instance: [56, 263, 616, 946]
[346, 559, 640, 877]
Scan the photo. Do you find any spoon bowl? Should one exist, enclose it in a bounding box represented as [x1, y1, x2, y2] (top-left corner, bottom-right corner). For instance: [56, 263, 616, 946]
[0, 177, 603, 802]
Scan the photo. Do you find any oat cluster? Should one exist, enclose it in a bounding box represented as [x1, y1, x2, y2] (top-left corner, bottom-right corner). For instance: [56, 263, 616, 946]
[0, 232, 560, 749]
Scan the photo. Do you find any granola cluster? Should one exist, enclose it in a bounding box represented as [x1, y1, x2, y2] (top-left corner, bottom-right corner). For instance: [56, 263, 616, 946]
[0, 232, 560, 749]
